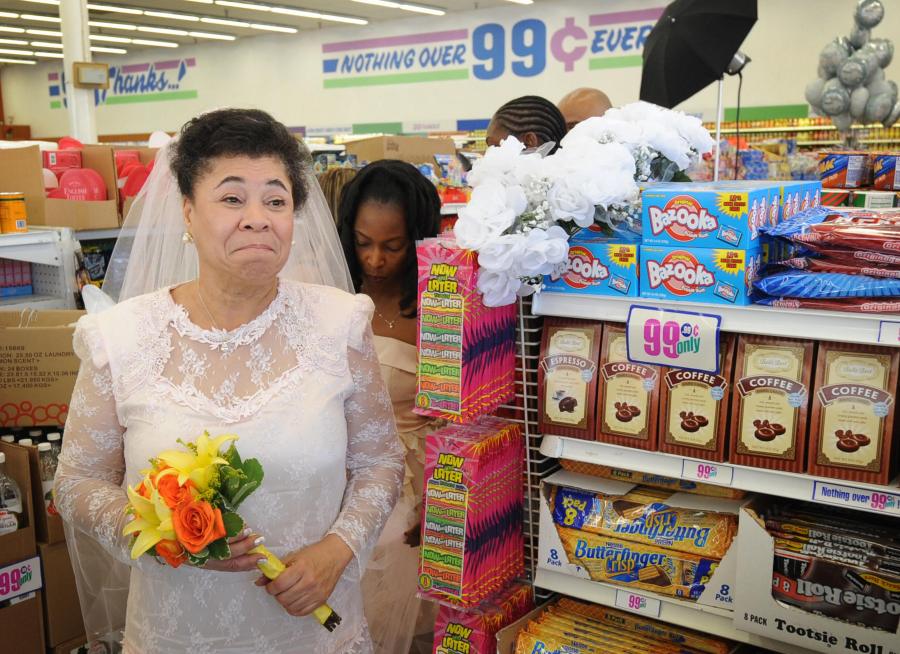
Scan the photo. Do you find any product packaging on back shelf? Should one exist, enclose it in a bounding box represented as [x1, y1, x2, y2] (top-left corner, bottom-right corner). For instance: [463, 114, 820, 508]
[543, 231, 640, 297]
[819, 151, 872, 189]
[640, 245, 763, 305]
[873, 153, 899, 191]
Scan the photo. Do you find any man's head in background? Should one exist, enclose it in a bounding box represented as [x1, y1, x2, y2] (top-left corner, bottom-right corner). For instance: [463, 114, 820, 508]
[558, 88, 613, 130]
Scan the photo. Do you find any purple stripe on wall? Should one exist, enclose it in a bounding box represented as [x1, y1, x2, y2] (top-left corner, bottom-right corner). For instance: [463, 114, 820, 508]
[185, 58, 196, 66]
[154, 60, 180, 70]
[589, 7, 663, 26]
[122, 63, 150, 74]
[48, 72, 59, 81]
[322, 29, 468, 54]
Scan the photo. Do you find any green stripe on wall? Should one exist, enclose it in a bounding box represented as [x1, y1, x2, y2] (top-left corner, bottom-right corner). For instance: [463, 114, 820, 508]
[588, 55, 643, 70]
[104, 90, 198, 105]
[352, 122, 404, 135]
[324, 68, 468, 89]
[50, 100, 61, 109]
[724, 104, 809, 121]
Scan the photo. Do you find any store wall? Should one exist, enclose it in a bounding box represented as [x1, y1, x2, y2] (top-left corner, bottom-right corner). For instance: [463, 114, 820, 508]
[3, 0, 899, 137]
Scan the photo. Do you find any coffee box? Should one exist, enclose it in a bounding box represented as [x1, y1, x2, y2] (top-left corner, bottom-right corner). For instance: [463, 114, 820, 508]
[641, 182, 775, 248]
[729, 335, 815, 472]
[658, 333, 736, 462]
[543, 236, 639, 298]
[808, 342, 899, 485]
[640, 245, 763, 306]
[538, 319, 603, 440]
[596, 323, 661, 451]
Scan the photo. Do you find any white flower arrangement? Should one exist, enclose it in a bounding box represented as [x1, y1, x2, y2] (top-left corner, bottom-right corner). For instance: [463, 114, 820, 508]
[454, 101, 714, 306]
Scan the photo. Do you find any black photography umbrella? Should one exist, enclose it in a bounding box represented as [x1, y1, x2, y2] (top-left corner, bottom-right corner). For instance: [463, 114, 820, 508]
[640, 0, 758, 108]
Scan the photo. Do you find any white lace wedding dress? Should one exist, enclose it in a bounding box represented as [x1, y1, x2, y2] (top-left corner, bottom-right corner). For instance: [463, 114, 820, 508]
[54, 280, 404, 654]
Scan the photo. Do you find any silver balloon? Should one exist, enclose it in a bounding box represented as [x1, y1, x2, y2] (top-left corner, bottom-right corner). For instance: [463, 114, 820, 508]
[850, 85, 870, 118]
[821, 77, 852, 115]
[869, 67, 886, 84]
[867, 38, 895, 68]
[805, 78, 826, 107]
[832, 112, 853, 131]
[855, 0, 885, 29]
[864, 84, 894, 122]
[819, 39, 851, 76]
[838, 54, 869, 88]
[849, 23, 870, 48]
[884, 99, 900, 127]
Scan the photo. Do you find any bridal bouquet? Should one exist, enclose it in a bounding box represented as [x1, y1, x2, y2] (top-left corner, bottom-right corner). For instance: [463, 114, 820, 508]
[123, 431, 341, 631]
[454, 101, 714, 306]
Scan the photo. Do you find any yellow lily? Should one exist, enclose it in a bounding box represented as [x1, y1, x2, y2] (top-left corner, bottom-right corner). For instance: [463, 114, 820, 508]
[157, 432, 238, 492]
[123, 477, 176, 559]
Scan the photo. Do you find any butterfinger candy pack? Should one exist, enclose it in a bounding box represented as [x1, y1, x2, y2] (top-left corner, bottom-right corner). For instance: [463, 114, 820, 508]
[538, 319, 603, 440]
[808, 342, 900, 484]
[729, 335, 815, 472]
[555, 526, 719, 600]
[659, 333, 736, 462]
[597, 323, 661, 450]
[551, 485, 737, 558]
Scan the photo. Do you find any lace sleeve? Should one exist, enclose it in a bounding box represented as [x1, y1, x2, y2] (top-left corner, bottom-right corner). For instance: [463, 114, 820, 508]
[55, 318, 142, 568]
[327, 296, 404, 566]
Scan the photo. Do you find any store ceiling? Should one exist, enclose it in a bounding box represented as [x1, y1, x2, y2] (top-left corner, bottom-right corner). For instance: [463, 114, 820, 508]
[0, 0, 528, 63]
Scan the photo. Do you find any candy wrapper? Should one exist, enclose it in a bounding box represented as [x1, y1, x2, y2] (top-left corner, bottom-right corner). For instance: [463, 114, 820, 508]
[753, 269, 900, 299]
[415, 237, 516, 423]
[755, 296, 900, 314]
[431, 581, 532, 654]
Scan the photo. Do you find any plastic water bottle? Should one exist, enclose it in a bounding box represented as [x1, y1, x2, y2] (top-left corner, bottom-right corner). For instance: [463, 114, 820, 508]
[47, 432, 62, 462]
[38, 442, 58, 516]
[0, 452, 23, 535]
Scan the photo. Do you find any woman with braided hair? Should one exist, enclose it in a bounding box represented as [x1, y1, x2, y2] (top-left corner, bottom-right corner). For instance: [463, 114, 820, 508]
[485, 94, 569, 152]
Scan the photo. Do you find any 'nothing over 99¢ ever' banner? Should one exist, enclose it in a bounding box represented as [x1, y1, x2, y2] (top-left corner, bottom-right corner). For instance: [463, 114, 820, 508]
[320, 7, 663, 89]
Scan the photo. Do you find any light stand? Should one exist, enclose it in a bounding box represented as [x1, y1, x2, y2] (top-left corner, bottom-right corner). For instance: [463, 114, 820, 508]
[713, 50, 751, 182]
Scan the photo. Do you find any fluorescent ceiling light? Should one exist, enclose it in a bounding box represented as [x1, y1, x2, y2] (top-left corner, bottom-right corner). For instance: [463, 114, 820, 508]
[0, 57, 36, 64]
[29, 41, 62, 48]
[200, 17, 249, 27]
[0, 26, 26, 33]
[90, 34, 130, 42]
[20, 0, 59, 5]
[91, 45, 127, 53]
[87, 3, 142, 14]
[21, 14, 61, 23]
[271, 7, 367, 24]
[144, 11, 199, 22]
[35, 51, 64, 58]
[89, 20, 136, 30]
[189, 30, 235, 40]
[350, 0, 445, 15]
[0, 47, 33, 55]
[249, 22, 297, 33]
[215, 1, 262, 9]
[0, 38, 28, 45]
[505, 0, 534, 4]
[183, 0, 213, 3]
[0, 12, 19, 19]
[26, 28, 61, 36]
[137, 25, 189, 36]
[132, 38, 178, 48]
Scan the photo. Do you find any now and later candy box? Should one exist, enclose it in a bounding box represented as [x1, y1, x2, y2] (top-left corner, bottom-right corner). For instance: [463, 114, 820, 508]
[641, 182, 776, 248]
[544, 235, 640, 297]
[640, 245, 763, 306]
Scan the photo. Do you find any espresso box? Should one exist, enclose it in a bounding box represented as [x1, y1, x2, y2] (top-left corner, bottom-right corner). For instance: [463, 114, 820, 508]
[658, 333, 736, 462]
[596, 323, 660, 451]
[641, 181, 775, 248]
[543, 235, 640, 298]
[729, 335, 816, 473]
[808, 342, 899, 485]
[640, 245, 763, 306]
[538, 319, 603, 440]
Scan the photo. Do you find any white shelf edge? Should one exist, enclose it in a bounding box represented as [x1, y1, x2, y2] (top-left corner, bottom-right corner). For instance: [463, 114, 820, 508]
[0, 230, 57, 249]
[0, 294, 70, 310]
[533, 568, 816, 654]
[532, 292, 900, 347]
[541, 435, 900, 516]
[75, 228, 120, 241]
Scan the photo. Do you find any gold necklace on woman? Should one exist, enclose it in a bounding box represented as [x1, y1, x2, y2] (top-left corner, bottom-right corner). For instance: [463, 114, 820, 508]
[374, 306, 403, 329]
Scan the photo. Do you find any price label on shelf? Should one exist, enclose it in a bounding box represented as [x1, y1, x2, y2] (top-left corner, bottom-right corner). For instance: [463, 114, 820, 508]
[0, 556, 41, 604]
[681, 459, 734, 486]
[812, 481, 900, 516]
[614, 589, 661, 617]
[877, 320, 900, 345]
[626, 305, 721, 373]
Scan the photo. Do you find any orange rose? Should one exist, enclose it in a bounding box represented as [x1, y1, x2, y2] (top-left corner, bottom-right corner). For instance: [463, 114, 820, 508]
[172, 500, 226, 554]
[155, 539, 187, 568]
[155, 472, 197, 510]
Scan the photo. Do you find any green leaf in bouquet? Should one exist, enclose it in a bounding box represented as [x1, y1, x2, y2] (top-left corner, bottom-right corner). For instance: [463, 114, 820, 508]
[229, 480, 260, 509]
[241, 458, 264, 485]
[224, 443, 242, 469]
[207, 537, 231, 560]
[187, 550, 209, 567]
[222, 511, 244, 538]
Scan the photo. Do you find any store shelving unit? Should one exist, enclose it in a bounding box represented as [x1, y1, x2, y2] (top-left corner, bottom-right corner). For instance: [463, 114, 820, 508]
[0, 227, 77, 311]
[75, 228, 120, 241]
[440, 202, 466, 215]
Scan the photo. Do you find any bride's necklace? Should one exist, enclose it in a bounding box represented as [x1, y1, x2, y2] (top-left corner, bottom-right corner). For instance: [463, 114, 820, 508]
[196, 283, 223, 331]
[374, 306, 403, 329]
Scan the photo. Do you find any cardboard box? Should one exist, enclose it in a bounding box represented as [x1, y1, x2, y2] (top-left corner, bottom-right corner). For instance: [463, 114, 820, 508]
[0, 442, 37, 566]
[850, 190, 897, 209]
[39, 541, 85, 646]
[0, 310, 83, 428]
[537, 470, 740, 611]
[51, 634, 88, 654]
[0, 145, 120, 230]
[345, 135, 455, 165]
[23, 442, 65, 544]
[0, 590, 45, 654]
[641, 182, 775, 248]
[543, 236, 640, 297]
[873, 153, 899, 191]
[819, 151, 872, 189]
[734, 498, 900, 654]
[640, 245, 763, 305]
[495, 602, 550, 654]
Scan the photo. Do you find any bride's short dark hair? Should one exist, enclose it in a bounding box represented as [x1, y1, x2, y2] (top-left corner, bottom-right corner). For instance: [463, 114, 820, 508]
[171, 108, 308, 208]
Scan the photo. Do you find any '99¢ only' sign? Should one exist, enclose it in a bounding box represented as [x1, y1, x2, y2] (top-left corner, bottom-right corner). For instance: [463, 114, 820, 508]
[626, 305, 722, 374]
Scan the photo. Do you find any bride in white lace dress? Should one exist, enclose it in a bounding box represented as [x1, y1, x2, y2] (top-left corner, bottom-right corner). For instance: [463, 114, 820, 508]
[54, 109, 404, 654]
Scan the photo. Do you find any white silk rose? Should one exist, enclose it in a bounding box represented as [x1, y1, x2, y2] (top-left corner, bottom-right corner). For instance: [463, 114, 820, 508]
[547, 180, 596, 228]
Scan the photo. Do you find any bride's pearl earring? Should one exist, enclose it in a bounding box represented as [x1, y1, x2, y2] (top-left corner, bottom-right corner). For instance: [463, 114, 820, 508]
[182, 232, 194, 244]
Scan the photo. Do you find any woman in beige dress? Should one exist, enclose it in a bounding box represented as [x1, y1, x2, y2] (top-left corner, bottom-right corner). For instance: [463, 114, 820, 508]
[339, 160, 443, 654]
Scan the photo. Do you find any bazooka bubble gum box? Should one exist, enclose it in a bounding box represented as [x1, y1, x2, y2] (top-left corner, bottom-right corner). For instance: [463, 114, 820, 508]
[641, 182, 777, 248]
[544, 235, 640, 298]
[640, 245, 763, 306]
